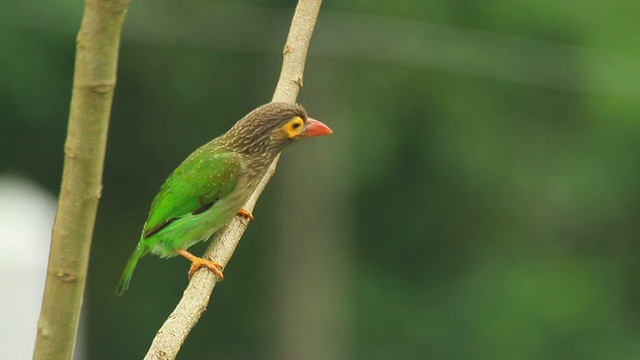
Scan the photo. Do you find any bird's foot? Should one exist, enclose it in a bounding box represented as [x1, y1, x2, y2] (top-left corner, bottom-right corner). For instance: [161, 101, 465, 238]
[237, 208, 254, 222]
[188, 258, 224, 280]
[175, 248, 224, 280]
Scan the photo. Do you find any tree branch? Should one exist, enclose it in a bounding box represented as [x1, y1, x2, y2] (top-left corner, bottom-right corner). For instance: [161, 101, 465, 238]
[33, 0, 129, 359]
[143, 1, 323, 359]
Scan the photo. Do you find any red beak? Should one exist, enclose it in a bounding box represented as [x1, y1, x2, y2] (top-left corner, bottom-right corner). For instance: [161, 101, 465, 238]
[300, 118, 333, 138]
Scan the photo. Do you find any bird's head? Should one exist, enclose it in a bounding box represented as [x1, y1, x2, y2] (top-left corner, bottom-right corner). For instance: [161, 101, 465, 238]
[224, 102, 332, 156]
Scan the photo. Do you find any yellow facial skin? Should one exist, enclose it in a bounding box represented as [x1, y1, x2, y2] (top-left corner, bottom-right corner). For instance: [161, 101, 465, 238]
[280, 116, 305, 138]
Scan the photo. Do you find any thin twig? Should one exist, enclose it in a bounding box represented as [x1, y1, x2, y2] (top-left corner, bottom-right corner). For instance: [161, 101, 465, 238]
[33, 0, 129, 359]
[143, 1, 323, 359]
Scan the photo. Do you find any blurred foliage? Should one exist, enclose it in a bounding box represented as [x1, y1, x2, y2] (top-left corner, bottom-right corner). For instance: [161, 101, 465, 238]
[2, 0, 640, 359]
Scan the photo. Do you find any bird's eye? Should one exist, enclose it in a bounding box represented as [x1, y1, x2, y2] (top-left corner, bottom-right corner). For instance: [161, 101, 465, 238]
[281, 117, 305, 138]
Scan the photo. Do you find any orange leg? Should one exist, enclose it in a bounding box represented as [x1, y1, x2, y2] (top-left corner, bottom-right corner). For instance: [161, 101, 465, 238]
[237, 207, 254, 222]
[175, 248, 224, 280]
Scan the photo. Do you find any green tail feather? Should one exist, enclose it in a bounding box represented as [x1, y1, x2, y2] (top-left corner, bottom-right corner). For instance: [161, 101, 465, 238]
[116, 245, 148, 296]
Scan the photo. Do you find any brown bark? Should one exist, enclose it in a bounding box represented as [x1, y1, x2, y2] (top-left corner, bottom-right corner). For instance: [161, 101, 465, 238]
[33, 0, 129, 359]
[143, 1, 323, 359]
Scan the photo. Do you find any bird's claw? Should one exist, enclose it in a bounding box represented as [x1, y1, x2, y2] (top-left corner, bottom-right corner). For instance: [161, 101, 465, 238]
[237, 208, 254, 222]
[188, 257, 224, 280]
[175, 248, 224, 281]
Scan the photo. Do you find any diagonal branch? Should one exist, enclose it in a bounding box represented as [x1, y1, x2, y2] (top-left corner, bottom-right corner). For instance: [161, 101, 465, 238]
[33, 0, 130, 359]
[143, 1, 323, 359]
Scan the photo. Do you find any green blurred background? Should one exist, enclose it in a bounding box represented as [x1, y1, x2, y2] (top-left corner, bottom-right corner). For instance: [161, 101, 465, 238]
[2, 0, 640, 359]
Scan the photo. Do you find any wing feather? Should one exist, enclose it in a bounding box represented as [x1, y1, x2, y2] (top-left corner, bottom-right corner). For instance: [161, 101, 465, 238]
[142, 147, 243, 238]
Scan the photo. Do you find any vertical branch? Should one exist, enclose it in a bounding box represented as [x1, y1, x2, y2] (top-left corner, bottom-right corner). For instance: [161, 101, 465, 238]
[33, 0, 129, 359]
[272, 0, 322, 102]
[143, 1, 323, 359]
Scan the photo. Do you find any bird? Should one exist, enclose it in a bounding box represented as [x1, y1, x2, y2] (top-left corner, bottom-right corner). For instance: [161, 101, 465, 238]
[116, 102, 332, 295]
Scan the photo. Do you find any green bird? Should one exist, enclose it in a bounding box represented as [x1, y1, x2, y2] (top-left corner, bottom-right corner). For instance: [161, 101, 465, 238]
[116, 102, 332, 295]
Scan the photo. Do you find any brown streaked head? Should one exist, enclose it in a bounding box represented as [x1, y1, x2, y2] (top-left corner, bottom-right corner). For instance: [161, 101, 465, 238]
[223, 102, 332, 156]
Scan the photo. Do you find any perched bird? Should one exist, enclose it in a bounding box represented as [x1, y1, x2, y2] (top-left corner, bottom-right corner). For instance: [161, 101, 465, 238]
[116, 103, 332, 295]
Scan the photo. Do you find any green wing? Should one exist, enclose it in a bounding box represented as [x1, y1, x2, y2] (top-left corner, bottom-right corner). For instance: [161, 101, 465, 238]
[142, 146, 243, 238]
